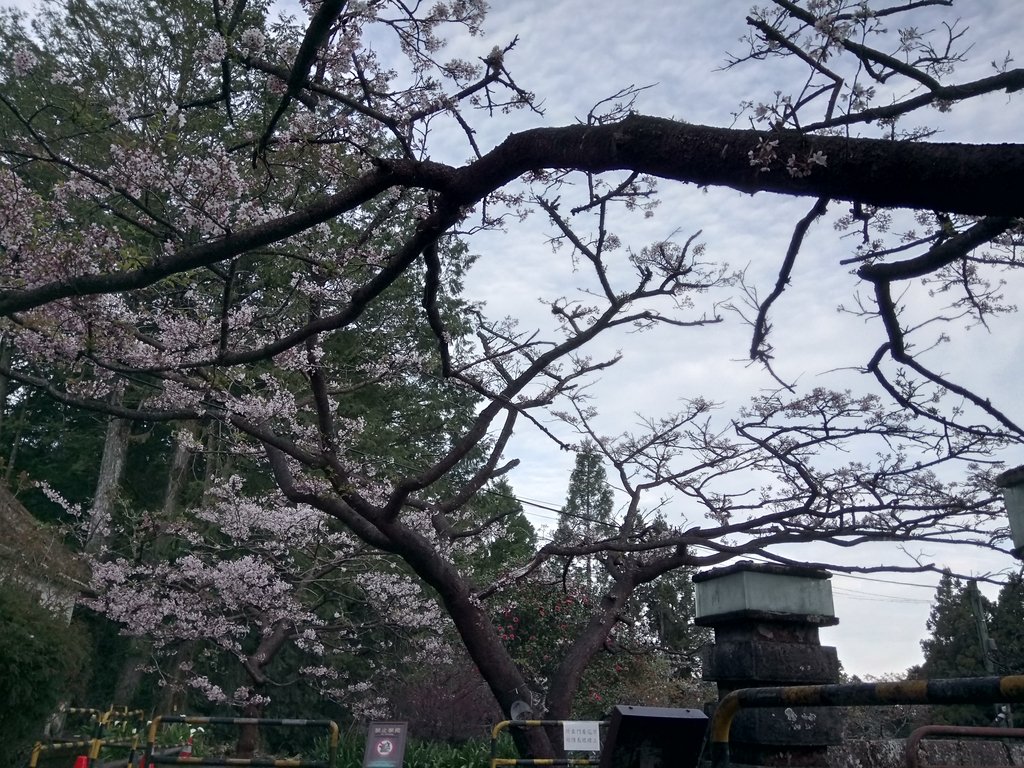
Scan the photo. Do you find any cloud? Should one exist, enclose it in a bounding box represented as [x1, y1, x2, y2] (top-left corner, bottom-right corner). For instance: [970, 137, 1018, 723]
[436, 0, 1024, 676]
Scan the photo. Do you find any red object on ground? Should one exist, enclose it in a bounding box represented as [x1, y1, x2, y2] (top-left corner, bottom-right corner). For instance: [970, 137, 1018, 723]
[72, 757, 89, 768]
[180, 737, 193, 757]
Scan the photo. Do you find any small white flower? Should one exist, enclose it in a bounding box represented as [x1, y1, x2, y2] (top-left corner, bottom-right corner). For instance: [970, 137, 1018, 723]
[238, 28, 266, 56]
[748, 138, 779, 172]
[201, 34, 228, 65]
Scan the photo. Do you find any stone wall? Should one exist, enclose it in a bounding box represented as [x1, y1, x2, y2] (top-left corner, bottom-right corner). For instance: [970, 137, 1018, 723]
[829, 738, 1024, 768]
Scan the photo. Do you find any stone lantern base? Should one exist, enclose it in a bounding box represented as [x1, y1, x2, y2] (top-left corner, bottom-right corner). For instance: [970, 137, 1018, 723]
[695, 562, 843, 768]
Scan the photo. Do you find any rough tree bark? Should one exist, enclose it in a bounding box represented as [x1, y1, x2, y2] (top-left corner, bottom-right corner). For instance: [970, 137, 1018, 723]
[85, 424, 129, 554]
[236, 620, 294, 758]
[114, 435, 194, 707]
[2, 116, 1023, 319]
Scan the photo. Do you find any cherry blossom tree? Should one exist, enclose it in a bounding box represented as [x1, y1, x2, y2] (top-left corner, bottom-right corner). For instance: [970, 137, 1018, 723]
[88, 476, 424, 696]
[2, 0, 1023, 756]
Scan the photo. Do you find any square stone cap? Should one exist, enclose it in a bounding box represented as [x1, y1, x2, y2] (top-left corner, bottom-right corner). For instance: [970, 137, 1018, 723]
[996, 464, 1024, 488]
[694, 560, 837, 626]
[692, 560, 832, 583]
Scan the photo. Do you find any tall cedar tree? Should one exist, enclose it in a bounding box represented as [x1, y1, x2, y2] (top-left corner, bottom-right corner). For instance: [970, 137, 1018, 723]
[551, 449, 615, 593]
[920, 572, 992, 725]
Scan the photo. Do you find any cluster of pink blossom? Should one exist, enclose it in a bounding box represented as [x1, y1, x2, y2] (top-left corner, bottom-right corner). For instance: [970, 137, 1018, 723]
[11, 44, 37, 76]
[83, 453, 465, 709]
[34, 481, 86, 520]
[355, 565, 445, 630]
[0, 170, 128, 291]
[187, 674, 229, 704]
[197, 477, 340, 552]
[87, 558, 251, 651]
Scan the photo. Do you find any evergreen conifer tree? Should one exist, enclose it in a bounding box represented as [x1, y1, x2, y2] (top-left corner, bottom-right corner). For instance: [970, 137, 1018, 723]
[990, 572, 1024, 676]
[551, 447, 615, 593]
[920, 571, 992, 725]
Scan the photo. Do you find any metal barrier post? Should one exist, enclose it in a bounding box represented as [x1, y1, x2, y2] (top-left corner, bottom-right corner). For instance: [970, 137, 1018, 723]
[27, 739, 95, 768]
[489, 719, 605, 768]
[29, 705, 145, 767]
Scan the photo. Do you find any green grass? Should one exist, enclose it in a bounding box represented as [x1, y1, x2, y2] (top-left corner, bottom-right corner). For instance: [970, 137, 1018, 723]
[308, 735, 513, 768]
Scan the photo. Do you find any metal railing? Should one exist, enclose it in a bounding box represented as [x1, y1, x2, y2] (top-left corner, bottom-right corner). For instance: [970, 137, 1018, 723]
[490, 720, 607, 768]
[905, 724, 1024, 768]
[709, 675, 1024, 768]
[29, 706, 146, 767]
[144, 715, 340, 767]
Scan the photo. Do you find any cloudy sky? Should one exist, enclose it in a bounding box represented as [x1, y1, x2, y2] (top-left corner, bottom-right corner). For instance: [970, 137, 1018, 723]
[418, 0, 1024, 677]
[6, 0, 1019, 677]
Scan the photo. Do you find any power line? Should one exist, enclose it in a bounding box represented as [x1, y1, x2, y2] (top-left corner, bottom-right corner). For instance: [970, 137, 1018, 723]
[489, 492, 943, 598]
[832, 586, 932, 604]
[832, 572, 938, 590]
[223, 422, 950, 596]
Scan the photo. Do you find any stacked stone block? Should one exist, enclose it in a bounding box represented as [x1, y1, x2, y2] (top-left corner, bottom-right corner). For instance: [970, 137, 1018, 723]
[696, 562, 843, 768]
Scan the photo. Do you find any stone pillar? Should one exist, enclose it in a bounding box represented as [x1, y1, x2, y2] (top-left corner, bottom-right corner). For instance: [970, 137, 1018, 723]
[995, 464, 1024, 558]
[695, 562, 842, 768]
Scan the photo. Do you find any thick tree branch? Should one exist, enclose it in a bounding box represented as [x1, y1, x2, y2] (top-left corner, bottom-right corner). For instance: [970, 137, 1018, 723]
[4, 116, 1024, 316]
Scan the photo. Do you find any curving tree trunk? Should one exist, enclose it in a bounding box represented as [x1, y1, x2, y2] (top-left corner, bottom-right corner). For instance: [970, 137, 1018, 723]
[235, 620, 294, 757]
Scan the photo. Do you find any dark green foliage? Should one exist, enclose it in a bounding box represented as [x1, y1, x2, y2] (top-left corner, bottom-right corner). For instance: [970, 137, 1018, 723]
[72, 607, 142, 708]
[0, 581, 90, 767]
[629, 514, 709, 678]
[0, 394, 108, 524]
[460, 479, 537, 585]
[550, 449, 615, 592]
[990, 572, 1024, 675]
[920, 572, 988, 678]
[311, 735, 513, 768]
[403, 737, 507, 768]
[0, 391, 177, 526]
[919, 572, 993, 725]
[918, 572, 1024, 726]
[497, 582, 594, 684]
[634, 564, 710, 679]
[495, 580, 702, 718]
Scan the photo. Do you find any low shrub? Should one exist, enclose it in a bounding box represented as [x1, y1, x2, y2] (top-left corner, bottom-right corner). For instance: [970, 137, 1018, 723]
[0, 580, 89, 767]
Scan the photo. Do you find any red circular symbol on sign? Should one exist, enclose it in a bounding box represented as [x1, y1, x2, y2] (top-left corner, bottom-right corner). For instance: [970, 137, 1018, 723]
[376, 739, 394, 757]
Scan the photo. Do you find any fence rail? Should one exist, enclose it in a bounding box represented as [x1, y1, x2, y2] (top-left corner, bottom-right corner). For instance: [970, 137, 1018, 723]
[490, 719, 607, 768]
[905, 724, 1024, 768]
[144, 715, 339, 768]
[709, 675, 1024, 768]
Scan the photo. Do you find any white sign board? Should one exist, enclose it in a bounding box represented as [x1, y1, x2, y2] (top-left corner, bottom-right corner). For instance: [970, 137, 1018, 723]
[562, 720, 601, 752]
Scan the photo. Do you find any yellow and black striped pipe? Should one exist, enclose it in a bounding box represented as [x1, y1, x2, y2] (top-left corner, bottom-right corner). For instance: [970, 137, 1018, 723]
[29, 738, 94, 768]
[30, 706, 146, 766]
[147, 758, 323, 766]
[709, 675, 1024, 768]
[100, 707, 145, 725]
[489, 719, 607, 768]
[29, 734, 138, 765]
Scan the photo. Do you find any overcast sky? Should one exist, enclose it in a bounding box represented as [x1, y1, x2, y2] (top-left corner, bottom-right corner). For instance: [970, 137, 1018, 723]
[424, 0, 1024, 677]
[6, 0, 1020, 677]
